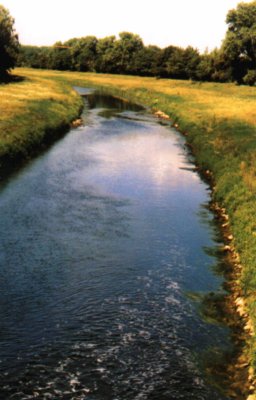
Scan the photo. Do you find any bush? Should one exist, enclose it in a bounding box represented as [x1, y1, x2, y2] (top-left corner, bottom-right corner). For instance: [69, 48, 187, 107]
[243, 70, 256, 86]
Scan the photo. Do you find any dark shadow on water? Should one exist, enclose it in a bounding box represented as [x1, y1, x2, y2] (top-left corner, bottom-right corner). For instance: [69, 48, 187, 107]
[0, 123, 72, 188]
[187, 285, 251, 399]
[85, 91, 144, 113]
[188, 199, 250, 399]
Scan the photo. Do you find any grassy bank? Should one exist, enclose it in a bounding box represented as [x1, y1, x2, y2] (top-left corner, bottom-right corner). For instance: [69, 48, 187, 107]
[3, 68, 256, 397]
[0, 69, 83, 175]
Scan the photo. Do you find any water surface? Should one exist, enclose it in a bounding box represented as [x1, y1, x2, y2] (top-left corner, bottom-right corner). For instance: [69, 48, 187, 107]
[0, 91, 232, 399]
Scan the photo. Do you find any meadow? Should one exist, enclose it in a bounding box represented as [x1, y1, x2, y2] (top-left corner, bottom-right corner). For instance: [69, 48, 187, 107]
[1, 67, 256, 395]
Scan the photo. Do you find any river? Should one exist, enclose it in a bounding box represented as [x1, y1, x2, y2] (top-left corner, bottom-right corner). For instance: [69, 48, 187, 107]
[0, 90, 233, 399]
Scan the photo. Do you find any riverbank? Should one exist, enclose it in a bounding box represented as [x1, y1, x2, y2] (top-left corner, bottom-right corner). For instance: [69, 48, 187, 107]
[3, 68, 256, 398]
[0, 69, 83, 177]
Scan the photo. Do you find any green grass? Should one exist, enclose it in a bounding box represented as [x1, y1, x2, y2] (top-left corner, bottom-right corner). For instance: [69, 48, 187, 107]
[0, 70, 83, 172]
[2, 67, 256, 395]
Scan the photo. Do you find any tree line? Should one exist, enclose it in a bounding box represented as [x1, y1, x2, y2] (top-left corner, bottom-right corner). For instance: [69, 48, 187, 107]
[1, 1, 256, 85]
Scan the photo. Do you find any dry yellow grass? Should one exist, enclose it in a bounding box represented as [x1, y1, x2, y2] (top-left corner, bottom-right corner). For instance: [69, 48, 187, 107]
[11, 68, 255, 126]
[54, 70, 256, 125]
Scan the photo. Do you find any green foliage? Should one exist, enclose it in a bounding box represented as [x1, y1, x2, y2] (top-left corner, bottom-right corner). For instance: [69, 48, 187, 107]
[243, 69, 256, 85]
[165, 47, 187, 79]
[70, 36, 98, 71]
[49, 42, 72, 71]
[17, 36, 202, 80]
[132, 45, 162, 76]
[196, 53, 214, 81]
[222, 0, 256, 83]
[0, 5, 19, 79]
[183, 46, 201, 79]
[111, 32, 144, 74]
[96, 36, 116, 73]
[18, 45, 52, 69]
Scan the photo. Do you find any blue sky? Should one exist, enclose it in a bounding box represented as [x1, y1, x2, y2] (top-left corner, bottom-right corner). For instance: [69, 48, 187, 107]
[2, 0, 241, 52]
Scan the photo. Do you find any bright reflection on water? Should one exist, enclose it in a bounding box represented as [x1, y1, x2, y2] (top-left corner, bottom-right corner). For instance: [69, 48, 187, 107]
[0, 92, 232, 399]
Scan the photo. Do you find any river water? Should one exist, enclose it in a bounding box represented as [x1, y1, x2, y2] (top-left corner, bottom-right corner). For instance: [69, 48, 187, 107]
[0, 90, 233, 399]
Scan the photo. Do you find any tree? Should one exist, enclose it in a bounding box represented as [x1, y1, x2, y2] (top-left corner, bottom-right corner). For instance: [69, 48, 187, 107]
[158, 45, 178, 77]
[196, 51, 215, 81]
[165, 47, 190, 79]
[182, 46, 201, 80]
[243, 69, 256, 85]
[222, 1, 256, 84]
[112, 32, 144, 74]
[211, 48, 233, 82]
[63, 36, 98, 72]
[96, 36, 117, 73]
[18, 45, 51, 69]
[0, 5, 19, 79]
[50, 42, 72, 70]
[133, 45, 162, 76]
